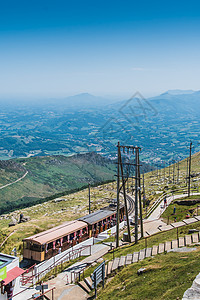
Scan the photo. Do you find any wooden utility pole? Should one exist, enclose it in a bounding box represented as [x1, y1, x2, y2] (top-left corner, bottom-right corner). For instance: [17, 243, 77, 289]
[188, 142, 192, 197]
[126, 166, 129, 192]
[163, 162, 165, 183]
[186, 157, 189, 187]
[132, 175, 134, 196]
[116, 142, 120, 248]
[177, 161, 180, 184]
[142, 172, 145, 208]
[116, 143, 141, 246]
[118, 148, 131, 243]
[138, 153, 143, 238]
[173, 161, 175, 184]
[135, 147, 139, 243]
[88, 184, 91, 214]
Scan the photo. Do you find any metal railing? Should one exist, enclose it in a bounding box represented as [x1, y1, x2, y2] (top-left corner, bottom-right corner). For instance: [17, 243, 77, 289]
[32, 287, 55, 300]
[145, 187, 198, 219]
[21, 263, 36, 285]
[13, 244, 91, 299]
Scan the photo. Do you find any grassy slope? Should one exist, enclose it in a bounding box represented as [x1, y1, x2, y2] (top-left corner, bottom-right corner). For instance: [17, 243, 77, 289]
[162, 195, 200, 222]
[0, 153, 116, 214]
[82, 220, 200, 280]
[0, 182, 121, 255]
[0, 162, 24, 187]
[124, 151, 200, 217]
[98, 247, 200, 300]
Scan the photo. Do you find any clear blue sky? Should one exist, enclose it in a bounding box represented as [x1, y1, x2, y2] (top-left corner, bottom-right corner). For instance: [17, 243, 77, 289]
[0, 0, 200, 98]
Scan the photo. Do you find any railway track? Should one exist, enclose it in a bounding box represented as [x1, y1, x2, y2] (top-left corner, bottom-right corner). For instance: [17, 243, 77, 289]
[119, 193, 135, 215]
[126, 194, 135, 215]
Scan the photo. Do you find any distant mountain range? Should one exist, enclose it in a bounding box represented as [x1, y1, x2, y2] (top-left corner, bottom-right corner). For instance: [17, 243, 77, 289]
[0, 90, 199, 164]
[0, 93, 117, 111]
[162, 89, 196, 95]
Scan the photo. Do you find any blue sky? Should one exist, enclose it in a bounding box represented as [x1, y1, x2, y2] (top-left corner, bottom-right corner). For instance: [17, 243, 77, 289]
[0, 0, 200, 98]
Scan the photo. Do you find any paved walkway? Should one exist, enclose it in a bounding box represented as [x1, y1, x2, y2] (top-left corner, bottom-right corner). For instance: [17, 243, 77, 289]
[148, 192, 200, 221]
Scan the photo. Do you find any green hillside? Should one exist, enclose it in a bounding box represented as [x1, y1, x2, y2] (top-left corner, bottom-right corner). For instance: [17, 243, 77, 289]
[0, 152, 116, 214]
[0, 160, 25, 187]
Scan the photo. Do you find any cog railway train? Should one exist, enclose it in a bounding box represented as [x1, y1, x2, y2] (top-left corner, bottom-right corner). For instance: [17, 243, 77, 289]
[23, 203, 125, 262]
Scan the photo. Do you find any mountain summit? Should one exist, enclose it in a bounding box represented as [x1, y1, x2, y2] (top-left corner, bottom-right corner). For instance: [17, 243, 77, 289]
[162, 89, 196, 96]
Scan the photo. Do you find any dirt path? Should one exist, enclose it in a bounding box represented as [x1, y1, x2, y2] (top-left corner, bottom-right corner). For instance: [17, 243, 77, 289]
[0, 170, 28, 190]
[0, 229, 17, 249]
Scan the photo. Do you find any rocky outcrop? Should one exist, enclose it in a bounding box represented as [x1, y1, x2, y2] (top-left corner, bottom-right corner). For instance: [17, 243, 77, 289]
[0, 160, 26, 173]
[8, 217, 18, 227]
[182, 273, 200, 299]
[175, 199, 200, 206]
[8, 213, 30, 226]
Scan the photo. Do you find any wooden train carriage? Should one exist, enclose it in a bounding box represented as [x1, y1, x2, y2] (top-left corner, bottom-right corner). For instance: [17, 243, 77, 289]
[23, 220, 88, 262]
[79, 205, 125, 237]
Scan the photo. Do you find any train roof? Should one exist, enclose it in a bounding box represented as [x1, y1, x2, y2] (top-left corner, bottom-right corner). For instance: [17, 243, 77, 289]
[23, 220, 87, 245]
[78, 207, 117, 225]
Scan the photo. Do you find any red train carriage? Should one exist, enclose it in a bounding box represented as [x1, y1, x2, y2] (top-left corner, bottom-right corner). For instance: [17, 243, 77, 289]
[79, 205, 125, 237]
[23, 204, 125, 262]
[23, 220, 88, 262]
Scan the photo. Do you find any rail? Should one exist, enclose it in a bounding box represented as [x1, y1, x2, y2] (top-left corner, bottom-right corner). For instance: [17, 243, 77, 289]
[32, 287, 55, 300]
[12, 244, 91, 298]
[35, 244, 92, 282]
[21, 263, 36, 285]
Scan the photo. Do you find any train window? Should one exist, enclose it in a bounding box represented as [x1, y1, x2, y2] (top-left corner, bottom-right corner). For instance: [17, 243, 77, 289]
[70, 233, 74, 240]
[63, 235, 68, 243]
[30, 244, 42, 252]
[48, 242, 53, 250]
[25, 242, 30, 249]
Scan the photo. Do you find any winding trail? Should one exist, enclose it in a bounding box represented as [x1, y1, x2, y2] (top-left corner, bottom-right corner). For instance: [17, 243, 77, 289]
[0, 170, 28, 190]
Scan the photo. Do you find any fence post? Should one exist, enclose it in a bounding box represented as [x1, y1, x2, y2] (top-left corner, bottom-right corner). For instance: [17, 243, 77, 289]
[102, 263, 105, 288]
[94, 271, 97, 298]
[177, 228, 179, 247]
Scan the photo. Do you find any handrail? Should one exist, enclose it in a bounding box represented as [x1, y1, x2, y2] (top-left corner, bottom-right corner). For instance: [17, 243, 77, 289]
[23, 263, 36, 274]
[145, 187, 198, 218]
[12, 283, 35, 298]
[32, 287, 56, 300]
[12, 244, 91, 298]
[35, 244, 91, 281]
[37, 242, 91, 268]
[145, 192, 167, 218]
